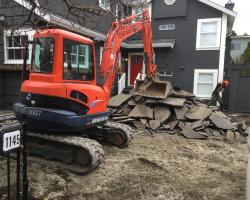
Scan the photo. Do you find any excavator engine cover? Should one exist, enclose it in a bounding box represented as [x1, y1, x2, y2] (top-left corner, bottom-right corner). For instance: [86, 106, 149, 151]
[134, 79, 172, 99]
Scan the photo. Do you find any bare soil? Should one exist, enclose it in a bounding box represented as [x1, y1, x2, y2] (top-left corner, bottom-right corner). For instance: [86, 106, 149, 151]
[0, 133, 248, 200]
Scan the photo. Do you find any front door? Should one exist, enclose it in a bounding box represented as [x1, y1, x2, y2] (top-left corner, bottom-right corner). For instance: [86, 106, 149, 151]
[130, 55, 143, 85]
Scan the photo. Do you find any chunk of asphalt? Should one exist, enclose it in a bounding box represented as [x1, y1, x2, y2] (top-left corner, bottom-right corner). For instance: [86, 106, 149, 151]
[209, 113, 233, 130]
[132, 121, 145, 130]
[192, 120, 204, 130]
[162, 124, 171, 130]
[169, 121, 179, 131]
[185, 105, 212, 121]
[112, 116, 129, 121]
[108, 94, 132, 108]
[174, 106, 189, 120]
[145, 98, 159, 105]
[226, 130, 235, 143]
[159, 97, 186, 107]
[128, 104, 154, 119]
[140, 119, 148, 125]
[154, 106, 171, 124]
[181, 123, 208, 139]
[116, 118, 136, 123]
[170, 89, 194, 98]
[149, 120, 161, 130]
[134, 95, 144, 103]
[235, 132, 247, 143]
[128, 100, 136, 107]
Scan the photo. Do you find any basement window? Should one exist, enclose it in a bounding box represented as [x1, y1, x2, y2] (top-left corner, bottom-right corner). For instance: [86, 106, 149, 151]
[196, 18, 221, 50]
[4, 29, 34, 64]
[193, 69, 218, 99]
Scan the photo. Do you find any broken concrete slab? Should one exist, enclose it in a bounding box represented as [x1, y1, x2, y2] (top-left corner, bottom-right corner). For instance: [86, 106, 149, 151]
[154, 106, 171, 124]
[112, 116, 129, 121]
[181, 123, 208, 139]
[116, 118, 136, 123]
[145, 98, 159, 105]
[149, 120, 161, 130]
[185, 105, 212, 121]
[128, 100, 136, 107]
[128, 104, 154, 119]
[108, 94, 132, 108]
[169, 121, 179, 131]
[134, 95, 144, 103]
[235, 132, 247, 143]
[159, 97, 186, 107]
[170, 89, 194, 98]
[226, 130, 235, 143]
[140, 119, 148, 126]
[162, 124, 170, 130]
[192, 120, 204, 130]
[132, 121, 145, 130]
[209, 113, 233, 130]
[174, 106, 189, 120]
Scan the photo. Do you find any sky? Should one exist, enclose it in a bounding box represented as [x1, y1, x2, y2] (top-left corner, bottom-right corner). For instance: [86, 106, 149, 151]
[214, 0, 250, 35]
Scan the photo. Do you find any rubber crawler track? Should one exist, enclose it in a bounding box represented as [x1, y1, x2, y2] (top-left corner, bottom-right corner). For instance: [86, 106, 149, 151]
[27, 132, 105, 174]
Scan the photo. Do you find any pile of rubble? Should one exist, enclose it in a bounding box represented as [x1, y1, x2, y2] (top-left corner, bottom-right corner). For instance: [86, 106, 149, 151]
[108, 83, 248, 142]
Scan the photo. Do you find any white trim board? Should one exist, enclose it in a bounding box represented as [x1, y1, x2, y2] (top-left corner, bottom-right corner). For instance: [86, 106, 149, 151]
[218, 13, 228, 83]
[197, 0, 237, 17]
[128, 52, 145, 86]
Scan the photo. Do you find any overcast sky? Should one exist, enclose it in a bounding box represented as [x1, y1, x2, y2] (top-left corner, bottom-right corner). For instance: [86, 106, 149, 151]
[214, 0, 249, 35]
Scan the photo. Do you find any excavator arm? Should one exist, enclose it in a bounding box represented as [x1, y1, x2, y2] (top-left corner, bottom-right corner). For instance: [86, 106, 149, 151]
[100, 10, 157, 99]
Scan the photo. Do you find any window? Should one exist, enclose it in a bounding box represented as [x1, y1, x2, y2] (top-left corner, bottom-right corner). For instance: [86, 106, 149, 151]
[4, 29, 34, 64]
[231, 42, 241, 50]
[99, 0, 110, 10]
[196, 18, 221, 50]
[32, 37, 54, 73]
[193, 69, 218, 98]
[63, 39, 94, 81]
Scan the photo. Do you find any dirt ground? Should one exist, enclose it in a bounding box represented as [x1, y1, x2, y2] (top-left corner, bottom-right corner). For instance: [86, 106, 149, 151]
[0, 131, 248, 200]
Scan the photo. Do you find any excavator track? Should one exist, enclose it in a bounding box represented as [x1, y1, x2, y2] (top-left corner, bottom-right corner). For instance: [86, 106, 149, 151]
[26, 132, 104, 174]
[102, 121, 134, 148]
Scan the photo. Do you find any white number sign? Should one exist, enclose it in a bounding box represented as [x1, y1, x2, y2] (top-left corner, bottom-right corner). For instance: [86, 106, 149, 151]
[3, 130, 21, 152]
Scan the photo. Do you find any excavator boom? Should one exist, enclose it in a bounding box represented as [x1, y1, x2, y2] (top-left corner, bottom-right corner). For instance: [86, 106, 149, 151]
[100, 10, 168, 99]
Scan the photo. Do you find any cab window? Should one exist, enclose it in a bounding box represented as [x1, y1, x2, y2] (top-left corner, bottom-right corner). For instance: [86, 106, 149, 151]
[63, 39, 94, 81]
[32, 37, 54, 73]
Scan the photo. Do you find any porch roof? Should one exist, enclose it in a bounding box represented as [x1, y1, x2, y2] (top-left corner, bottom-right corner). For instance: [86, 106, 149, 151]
[123, 39, 175, 49]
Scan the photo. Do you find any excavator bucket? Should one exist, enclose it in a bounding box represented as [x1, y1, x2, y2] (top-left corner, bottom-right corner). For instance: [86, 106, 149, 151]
[134, 79, 172, 99]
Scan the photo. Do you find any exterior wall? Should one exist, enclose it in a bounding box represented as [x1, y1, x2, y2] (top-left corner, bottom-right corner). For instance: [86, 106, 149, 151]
[37, 0, 115, 34]
[0, 72, 4, 108]
[151, 0, 222, 92]
[231, 37, 250, 62]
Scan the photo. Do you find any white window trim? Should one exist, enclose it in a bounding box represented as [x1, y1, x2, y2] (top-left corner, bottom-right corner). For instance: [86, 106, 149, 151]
[196, 18, 222, 50]
[3, 29, 34, 64]
[193, 69, 218, 99]
[99, 0, 110, 11]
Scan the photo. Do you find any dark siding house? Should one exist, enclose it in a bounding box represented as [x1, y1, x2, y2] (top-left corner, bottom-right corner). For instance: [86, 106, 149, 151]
[0, 0, 237, 109]
[125, 0, 236, 100]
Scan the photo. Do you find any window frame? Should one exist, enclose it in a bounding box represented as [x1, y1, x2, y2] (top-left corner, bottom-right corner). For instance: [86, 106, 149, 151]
[63, 38, 95, 81]
[196, 18, 222, 50]
[193, 69, 218, 99]
[3, 29, 34, 64]
[99, 0, 110, 11]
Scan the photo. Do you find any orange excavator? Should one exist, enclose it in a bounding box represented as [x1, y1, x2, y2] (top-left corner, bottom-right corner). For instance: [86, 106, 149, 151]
[13, 10, 168, 173]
